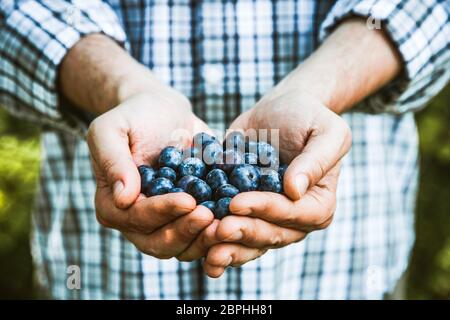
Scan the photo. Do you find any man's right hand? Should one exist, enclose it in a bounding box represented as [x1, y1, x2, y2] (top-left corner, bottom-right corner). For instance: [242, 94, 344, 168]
[86, 91, 215, 259]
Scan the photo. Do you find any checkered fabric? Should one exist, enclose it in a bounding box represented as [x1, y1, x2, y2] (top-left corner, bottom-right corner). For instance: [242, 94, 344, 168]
[0, 0, 448, 299]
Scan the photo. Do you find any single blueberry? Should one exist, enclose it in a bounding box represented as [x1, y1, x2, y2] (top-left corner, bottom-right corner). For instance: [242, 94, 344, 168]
[224, 131, 246, 153]
[278, 163, 288, 181]
[213, 149, 244, 173]
[259, 169, 282, 193]
[182, 146, 201, 159]
[157, 166, 177, 182]
[202, 141, 223, 166]
[257, 141, 279, 168]
[179, 157, 206, 178]
[158, 146, 182, 169]
[193, 132, 217, 150]
[214, 197, 232, 219]
[200, 200, 216, 212]
[186, 179, 212, 204]
[176, 175, 198, 191]
[145, 177, 174, 196]
[205, 168, 229, 191]
[214, 183, 239, 200]
[229, 164, 260, 192]
[170, 187, 185, 193]
[244, 152, 258, 165]
[138, 165, 156, 194]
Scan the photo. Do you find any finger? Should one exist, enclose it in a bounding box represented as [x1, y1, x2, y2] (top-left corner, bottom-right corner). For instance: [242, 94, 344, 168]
[230, 166, 339, 230]
[216, 215, 305, 249]
[283, 110, 351, 201]
[96, 188, 196, 233]
[124, 205, 214, 259]
[87, 115, 140, 209]
[203, 243, 267, 278]
[177, 219, 221, 261]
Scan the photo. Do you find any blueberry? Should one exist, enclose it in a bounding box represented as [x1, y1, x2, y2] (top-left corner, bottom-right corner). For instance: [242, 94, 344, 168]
[182, 146, 201, 159]
[170, 187, 185, 193]
[157, 166, 177, 182]
[138, 165, 156, 193]
[229, 164, 260, 192]
[214, 197, 232, 219]
[205, 168, 229, 191]
[179, 157, 206, 178]
[259, 169, 282, 193]
[200, 200, 216, 212]
[202, 141, 223, 166]
[214, 183, 239, 200]
[193, 132, 217, 150]
[244, 152, 258, 165]
[158, 146, 182, 169]
[278, 163, 288, 181]
[224, 131, 245, 153]
[145, 177, 174, 196]
[257, 141, 279, 168]
[213, 149, 244, 173]
[176, 175, 198, 191]
[186, 179, 212, 203]
[245, 140, 258, 154]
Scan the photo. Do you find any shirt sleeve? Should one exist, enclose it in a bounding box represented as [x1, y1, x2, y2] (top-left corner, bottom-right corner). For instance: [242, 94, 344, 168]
[320, 0, 450, 114]
[0, 0, 126, 136]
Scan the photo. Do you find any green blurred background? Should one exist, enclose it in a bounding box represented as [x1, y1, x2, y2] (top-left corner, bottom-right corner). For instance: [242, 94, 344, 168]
[0, 86, 449, 299]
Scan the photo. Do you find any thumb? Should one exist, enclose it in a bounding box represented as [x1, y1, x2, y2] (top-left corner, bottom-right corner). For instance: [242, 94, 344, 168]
[283, 115, 351, 201]
[87, 117, 140, 209]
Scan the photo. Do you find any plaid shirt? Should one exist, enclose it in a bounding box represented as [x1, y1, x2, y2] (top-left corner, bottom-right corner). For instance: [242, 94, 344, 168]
[0, 0, 449, 300]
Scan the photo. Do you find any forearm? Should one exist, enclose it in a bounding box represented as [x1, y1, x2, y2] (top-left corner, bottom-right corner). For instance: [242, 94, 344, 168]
[276, 18, 402, 114]
[59, 34, 166, 115]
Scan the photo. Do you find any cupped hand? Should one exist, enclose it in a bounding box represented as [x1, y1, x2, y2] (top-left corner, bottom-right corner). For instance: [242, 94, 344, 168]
[87, 89, 215, 259]
[202, 91, 352, 277]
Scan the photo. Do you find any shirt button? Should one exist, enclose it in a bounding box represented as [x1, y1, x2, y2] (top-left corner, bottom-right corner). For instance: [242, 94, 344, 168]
[203, 64, 224, 86]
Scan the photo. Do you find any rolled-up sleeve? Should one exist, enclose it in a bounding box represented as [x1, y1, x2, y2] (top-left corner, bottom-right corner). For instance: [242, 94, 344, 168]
[0, 0, 126, 135]
[320, 0, 450, 114]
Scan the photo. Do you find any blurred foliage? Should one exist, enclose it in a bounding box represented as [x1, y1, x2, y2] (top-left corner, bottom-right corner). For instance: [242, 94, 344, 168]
[0, 86, 448, 299]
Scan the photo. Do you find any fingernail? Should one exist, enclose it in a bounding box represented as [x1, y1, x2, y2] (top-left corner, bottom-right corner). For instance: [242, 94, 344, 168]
[225, 230, 243, 241]
[113, 180, 124, 198]
[296, 174, 309, 198]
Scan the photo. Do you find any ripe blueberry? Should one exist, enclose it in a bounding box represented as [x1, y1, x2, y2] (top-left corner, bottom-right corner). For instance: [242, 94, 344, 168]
[170, 187, 185, 193]
[176, 175, 198, 191]
[186, 179, 212, 203]
[179, 157, 206, 178]
[205, 168, 229, 191]
[200, 200, 216, 212]
[246, 140, 258, 154]
[146, 177, 174, 196]
[278, 163, 288, 181]
[158, 146, 182, 169]
[229, 164, 260, 192]
[214, 197, 232, 219]
[214, 183, 239, 200]
[259, 169, 282, 193]
[138, 165, 156, 193]
[157, 166, 177, 182]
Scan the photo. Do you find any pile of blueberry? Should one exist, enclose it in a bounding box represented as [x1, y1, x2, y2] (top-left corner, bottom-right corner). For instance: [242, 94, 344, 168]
[138, 132, 287, 219]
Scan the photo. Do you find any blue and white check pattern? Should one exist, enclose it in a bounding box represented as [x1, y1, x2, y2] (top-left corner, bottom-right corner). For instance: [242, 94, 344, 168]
[0, 0, 448, 299]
